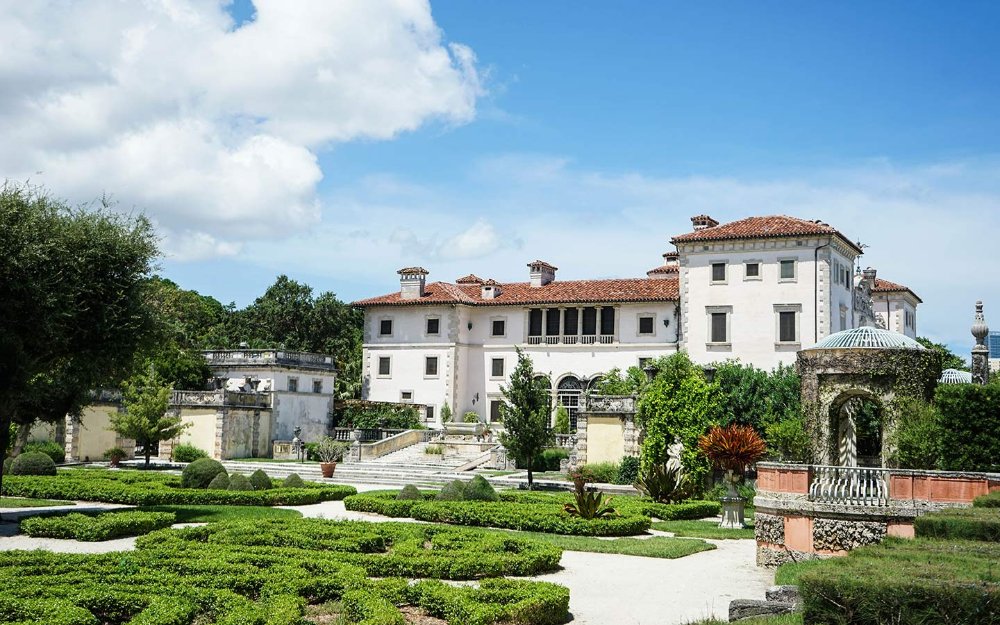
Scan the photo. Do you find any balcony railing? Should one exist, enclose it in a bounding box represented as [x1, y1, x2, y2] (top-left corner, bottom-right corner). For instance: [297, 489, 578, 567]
[170, 390, 271, 409]
[808, 465, 890, 507]
[583, 395, 636, 414]
[202, 349, 336, 371]
[527, 335, 616, 346]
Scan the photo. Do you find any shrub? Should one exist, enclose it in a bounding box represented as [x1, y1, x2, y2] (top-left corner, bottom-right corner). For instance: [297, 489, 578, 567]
[282, 473, 306, 489]
[464, 475, 499, 502]
[440, 402, 452, 424]
[23, 440, 65, 465]
[619, 498, 721, 521]
[540, 448, 569, 471]
[103, 446, 127, 463]
[935, 382, 1000, 472]
[553, 405, 570, 434]
[228, 474, 254, 491]
[699, 424, 767, 474]
[20, 510, 175, 541]
[249, 469, 272, 491]
[2, 457, 10, 475]
[616, 456, 641, 485]
[315, 437, 350, 463]
[171, 444, 208, 463]
[634, 462, 692, 503]
[396, 484, 423, 500]
[180, 458, 227, 489]
[915, 508, 1000, 541]
[704, 481, 757, 503]
[425, 444, 443, 455]
[9, 451, 57, 476]
[563, 491, 616, 519]
[207, 472, 230, 490]
[437, 479, 467, 501]
[764, 414, 813, 463]
[580, 462, 619, 484]
[463, 411, 480, 423]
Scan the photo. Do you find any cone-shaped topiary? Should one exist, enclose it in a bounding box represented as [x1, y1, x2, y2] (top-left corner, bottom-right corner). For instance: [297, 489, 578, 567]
[282, 473, 305, 489]
[181, 458, 227, 489]
[436, 479, 467, 501]
[396, 484, 423, 500]
[10, 451, 57, 476]
[463, 475, 498, 501]
[207, 472, 230, 490]
[249, 469, 272, 491]
[228, 474, 254, 491]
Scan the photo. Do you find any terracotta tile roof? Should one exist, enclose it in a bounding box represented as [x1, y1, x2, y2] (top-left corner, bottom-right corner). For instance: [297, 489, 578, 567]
[873, 277, 922, 303]
[482, 279, 501, 286]
[528, 260, 558, 271]
[397, 266, 429, 275]
[353, 277, 679, 307]
[671, 215, 863, 254]
[646, 264, 679, 275]
[455, 274, 484, 284]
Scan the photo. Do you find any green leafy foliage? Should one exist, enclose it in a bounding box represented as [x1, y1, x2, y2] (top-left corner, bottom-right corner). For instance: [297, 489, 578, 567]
[916, 337, 969, 371]
[541, 448, 569, 471]
[436, 479, 467, 501]
[180, 458, 227, 489]
[934, 383, 1000, 471]
[592, 366, 647, 395]
[227, 474, 254, 491]
[636, 353, 720, 484]
[5, 468, 355, 506]
[313, 437, 350, 463]
[464, 475, 499, 502]
[110, 367, 186, 467]
[764, 414, 813, 463]
[22, 440, 65, 464]
[103, 447, 127, 462]
[170, 444, 207, 463]
[0, 519, 569, 625]
[553, 405, 570, 434]
[887, 397, 943, 469]
[248, 469, 272, 491]
[206, 472, 230, 490]
[9, 451, 56, 476]
[634, 462, 692, 503]
[617, 456, 641, 485]
[463, 411, 481, 423]
[396, 484, 423, 501]
[563, 490, 616, 519]
[282, 473, 305, 489]
[914, 508, 1000, 542]
[440, 401, 452, 424]
[498, 349, 553, 488]
[578, 462, 619, 484]
[20, 510, 175, 541]
[338, 402, 423, 429]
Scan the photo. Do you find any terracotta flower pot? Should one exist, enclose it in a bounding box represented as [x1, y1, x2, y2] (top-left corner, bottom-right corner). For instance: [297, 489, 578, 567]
[320, 462, 336, 478]
[109, 459, 121, 468]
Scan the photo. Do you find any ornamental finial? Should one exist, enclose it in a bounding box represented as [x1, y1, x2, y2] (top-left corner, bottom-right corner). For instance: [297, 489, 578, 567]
[972, 301, 989, 347]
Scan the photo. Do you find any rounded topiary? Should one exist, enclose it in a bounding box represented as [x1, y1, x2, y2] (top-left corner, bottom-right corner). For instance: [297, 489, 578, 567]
[207, 472, 231, 490]
[282, 473, 305, 489]
[436, 479, 466, 502]
[228, 474, 254, 491]
[9, 451, 57, 476]
[23, 441, 66, 465]
[249, 469, 272, 491]
[463, 475, 498, 502]
[181, 458, 227, 489]
[396, 484, 423, 500]
[172, 444, 208, 463]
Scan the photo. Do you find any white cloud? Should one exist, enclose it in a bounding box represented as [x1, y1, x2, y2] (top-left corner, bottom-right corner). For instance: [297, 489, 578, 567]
[438, 219, 509, 259]
[0, 0, 481, 260]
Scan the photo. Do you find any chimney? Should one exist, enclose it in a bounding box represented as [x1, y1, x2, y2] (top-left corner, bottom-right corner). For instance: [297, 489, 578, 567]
[691, 214, 719, 231]
[528, 260, 557, 287]
[397, 266, 429, 300]
[647, 252, 680, 280]
[861, 267, 877, 285]
[481, 279, 501, 299]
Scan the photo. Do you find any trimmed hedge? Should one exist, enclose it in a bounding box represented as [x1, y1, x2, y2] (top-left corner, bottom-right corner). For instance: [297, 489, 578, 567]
[180, 458, 226, 489]
[249, 469, 272, 491]
[798, 538, 1000, 625]
[499, 490, 721, 521]
[23, 440, 66, 465]
[10, 451, 57, 476]
[227, 474, 254, 491]
[915, 507, 1000, 542]
[170, 443, 208, 463]
[207, 472, 230, 490]
[20, 510, 175, 541]
[0, 519, 569, 625]
[3, 469, 355, 506]
[974, 491, 1000, 508]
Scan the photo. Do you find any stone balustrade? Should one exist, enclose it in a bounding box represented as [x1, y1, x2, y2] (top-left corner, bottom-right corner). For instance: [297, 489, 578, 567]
[202, 349, 336, 371]
[583, 394, 636, 413]
[170, 390, 271, 409]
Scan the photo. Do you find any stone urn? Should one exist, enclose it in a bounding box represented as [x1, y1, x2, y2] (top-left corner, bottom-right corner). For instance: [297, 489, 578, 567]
[320, 462, 337, 478]
[719, 470, 746, 529]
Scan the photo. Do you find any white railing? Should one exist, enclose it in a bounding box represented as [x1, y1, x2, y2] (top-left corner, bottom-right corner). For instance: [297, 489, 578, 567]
[527, 336, 543, 345]
[581, 336, 596, 345]
[562, 336, 578, 344]
[545, 336, 560, 345]
[599, 335, 614, 344]
[808, 465, 890, 507]
[202, 349, 335, 371]
[527, 335, 615, 346]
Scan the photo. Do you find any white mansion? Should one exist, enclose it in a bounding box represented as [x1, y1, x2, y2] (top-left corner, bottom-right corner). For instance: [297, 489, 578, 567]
[353, 215, 921, 429]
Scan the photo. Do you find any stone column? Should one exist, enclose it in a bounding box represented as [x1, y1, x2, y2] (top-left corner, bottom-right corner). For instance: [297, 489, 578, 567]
[972, 301, 991, 385]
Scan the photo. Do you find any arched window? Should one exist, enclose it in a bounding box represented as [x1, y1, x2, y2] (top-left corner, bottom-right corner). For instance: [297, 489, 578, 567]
[557, 376, 583, 432]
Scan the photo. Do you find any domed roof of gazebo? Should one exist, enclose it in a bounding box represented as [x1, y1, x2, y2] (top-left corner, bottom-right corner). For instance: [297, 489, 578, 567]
[813, 326, 925, 350]
[939, 368, 973, 384]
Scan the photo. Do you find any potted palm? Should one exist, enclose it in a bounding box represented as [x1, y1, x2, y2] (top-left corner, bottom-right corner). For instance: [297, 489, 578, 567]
[698, 424, 766, 529]
[315, 437, 349, 478]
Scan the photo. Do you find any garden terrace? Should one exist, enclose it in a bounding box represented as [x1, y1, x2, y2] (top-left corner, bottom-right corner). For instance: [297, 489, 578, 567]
[0, 519, 569, 625]
[202, 349, 336, 372]
[1, 469, 356, 506]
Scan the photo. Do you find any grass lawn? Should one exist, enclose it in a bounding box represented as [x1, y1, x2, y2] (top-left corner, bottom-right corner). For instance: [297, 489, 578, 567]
[488, 528, 715, 559]
[140, 505, 302, 523]
[651, 519, 755, 540]
[0, 496, 72, 508]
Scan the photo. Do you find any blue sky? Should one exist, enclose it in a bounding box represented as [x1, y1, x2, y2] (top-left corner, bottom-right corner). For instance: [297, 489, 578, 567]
[3, 1, 998, 353]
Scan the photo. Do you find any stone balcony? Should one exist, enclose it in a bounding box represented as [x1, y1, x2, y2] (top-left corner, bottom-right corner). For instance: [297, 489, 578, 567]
[170, 390, 272, 409]
[526, 334, 616, 345]
[202, 349, 336, 372]
[582, 394, 636, 414]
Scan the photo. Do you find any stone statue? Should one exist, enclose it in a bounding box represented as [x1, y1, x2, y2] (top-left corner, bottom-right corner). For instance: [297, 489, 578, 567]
[665, 440, 684, 474]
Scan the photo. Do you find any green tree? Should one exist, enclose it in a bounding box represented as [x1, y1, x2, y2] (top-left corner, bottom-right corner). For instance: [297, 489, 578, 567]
[887, 398, 942, 469]
[712, 361, 800, 432]
[592, 366, 647, 395]
[635, 353, 721, 486]
[554, 405, 570, 434]
[498, 349, 553, 489]
[110, 368, 187, 468]
[916, 337, 968, 371]
[0, 183, 158, 490]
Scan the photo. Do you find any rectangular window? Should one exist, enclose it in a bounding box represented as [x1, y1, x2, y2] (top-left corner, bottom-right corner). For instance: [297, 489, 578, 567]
[600, 306, 615, 335]
[638, 315, 654, 335]
[426, 317, 440, 336]
[779, 260, 796, 281]
[710, 312, 728, 343]
[312, 380, 322, 394]
[490, 400, 502, 423]
[638, 357, 652, 369]
[545, 309, 561, 336]
[711, 262, 727, 283]
[287, 377, 298, 392]
[745, 262, 760, 279]
[528, 309, 543, 336]
[425, 406, 434, 422]
[582, 307, 597, 335]
[379, 319, 393, 336]
[563, 308, 579, 335]
[491, 319, 506, 337]
[779, 311, 797, 342]
[491, 358, 505, 378]
[400, 390, 413, 402]
[425, 356, 438, 377]
[378, 357, 391, 377]
[840, 309, 848, 332]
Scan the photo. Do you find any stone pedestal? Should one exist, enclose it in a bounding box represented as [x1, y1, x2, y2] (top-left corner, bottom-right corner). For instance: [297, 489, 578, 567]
[720, 497, 747, 529]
